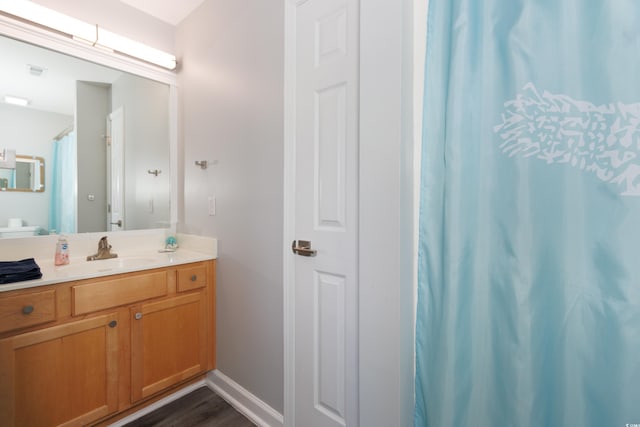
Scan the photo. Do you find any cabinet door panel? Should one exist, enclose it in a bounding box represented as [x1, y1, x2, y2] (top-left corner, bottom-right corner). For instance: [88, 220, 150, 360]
[131, 292, 207, 401]
[0, 314, 119, 427]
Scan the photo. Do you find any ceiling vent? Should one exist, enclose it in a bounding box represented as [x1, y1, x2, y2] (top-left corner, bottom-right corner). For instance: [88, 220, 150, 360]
[27, 64, 46, 77]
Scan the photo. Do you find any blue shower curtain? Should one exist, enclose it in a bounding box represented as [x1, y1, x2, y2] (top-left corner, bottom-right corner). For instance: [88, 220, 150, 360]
[49, 132, 77, 234]
[415, 1, 640, 426]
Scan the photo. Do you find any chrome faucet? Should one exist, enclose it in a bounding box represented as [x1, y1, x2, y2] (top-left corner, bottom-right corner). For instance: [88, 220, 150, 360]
[86, 236, 118, 261]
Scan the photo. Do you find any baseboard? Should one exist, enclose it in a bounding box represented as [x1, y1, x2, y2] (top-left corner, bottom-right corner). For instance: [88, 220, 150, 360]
[108, 380, 207, 426]
[206, 370, 284, 427]
[107, 371, 283, 427]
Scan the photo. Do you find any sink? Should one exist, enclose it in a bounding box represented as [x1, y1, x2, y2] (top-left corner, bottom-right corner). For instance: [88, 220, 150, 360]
[92, 257, 156, 270]
[52, 256, 157, 277]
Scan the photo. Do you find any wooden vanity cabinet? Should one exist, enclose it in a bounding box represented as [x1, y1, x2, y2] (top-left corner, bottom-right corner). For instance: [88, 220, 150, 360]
[0, 313, 119, 427]
[0, 260, 216, 427]
[130, 263, 209, 402]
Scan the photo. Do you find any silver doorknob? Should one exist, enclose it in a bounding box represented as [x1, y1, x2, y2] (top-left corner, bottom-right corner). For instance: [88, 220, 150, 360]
[292, 240, 317, 257]
[110, 219, 123, 227]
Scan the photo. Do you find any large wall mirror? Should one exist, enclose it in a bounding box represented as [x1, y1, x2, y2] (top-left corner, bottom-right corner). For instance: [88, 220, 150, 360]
[0, 33, 173, 236]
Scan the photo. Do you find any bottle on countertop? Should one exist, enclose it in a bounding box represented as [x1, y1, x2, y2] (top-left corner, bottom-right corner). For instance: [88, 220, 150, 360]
[54, 236, 70, 266]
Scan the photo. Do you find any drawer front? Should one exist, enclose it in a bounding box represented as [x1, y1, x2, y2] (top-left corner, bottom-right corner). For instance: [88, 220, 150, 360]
[176, 264, 207, 293]
[0, 289, 56, 334]
[72, 271, 167, 315]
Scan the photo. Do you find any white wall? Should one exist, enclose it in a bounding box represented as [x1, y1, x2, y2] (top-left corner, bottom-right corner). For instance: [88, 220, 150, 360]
[31, 0, 175, 54]
[111, 74, 171, 230]
[176, 0, 285, 414]
[0, 103, 72, 230]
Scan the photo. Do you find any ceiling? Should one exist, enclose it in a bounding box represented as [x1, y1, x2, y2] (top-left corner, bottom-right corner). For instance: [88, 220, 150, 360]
[119, 0, 207, 26]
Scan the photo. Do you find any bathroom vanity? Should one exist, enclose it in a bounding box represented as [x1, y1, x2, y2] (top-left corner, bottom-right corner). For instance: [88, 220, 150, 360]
[0, 232, 217, 427]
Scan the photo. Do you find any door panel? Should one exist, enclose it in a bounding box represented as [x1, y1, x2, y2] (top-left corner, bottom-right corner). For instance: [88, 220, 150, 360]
[315, 84, 348, 230]
[293, 0, 359, 425]
[314, 271, 346, 422]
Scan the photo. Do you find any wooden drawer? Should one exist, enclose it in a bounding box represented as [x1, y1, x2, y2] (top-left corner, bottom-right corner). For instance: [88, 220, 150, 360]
[72, 270, 167, 316]
[0, 289, 56, 334]
[176, 264, 207, 293]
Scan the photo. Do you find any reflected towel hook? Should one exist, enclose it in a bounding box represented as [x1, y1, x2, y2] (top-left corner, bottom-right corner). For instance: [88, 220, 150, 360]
[147, 169, 161, 176]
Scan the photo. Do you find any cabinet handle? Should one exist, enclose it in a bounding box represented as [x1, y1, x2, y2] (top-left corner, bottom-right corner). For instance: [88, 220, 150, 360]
[109, 320, 118, 328]
[22, 305, 34, 315]
[191, 275, 197, 281]
[134, 312, 143, 320]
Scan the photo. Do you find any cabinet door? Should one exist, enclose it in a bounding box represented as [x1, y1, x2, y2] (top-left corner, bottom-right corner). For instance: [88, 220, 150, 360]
[130, 292, 207, 401]
[0, 313, 119, 427]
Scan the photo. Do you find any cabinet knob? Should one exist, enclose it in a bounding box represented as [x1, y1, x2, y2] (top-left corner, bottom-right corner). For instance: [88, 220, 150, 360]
[134, 312, 143, 320]
[22, 305, 34, 315]
[191, 275, 197, 281]
[108, 320, 118, 328]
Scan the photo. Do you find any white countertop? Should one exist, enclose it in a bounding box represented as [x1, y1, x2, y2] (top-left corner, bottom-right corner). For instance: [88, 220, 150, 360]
[0, 230, 217, 292]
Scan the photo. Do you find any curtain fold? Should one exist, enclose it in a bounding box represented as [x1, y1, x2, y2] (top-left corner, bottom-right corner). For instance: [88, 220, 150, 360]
[415, 1, 640, 426]
[49, 132, 77, 234]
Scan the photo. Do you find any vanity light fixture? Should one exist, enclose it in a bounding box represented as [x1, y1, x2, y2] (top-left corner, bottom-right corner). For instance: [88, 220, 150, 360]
[3, 95, 29, 107]
[95, 28, 176, 70]
[0, 0, 177, 70]
[0, 0, 96, 42]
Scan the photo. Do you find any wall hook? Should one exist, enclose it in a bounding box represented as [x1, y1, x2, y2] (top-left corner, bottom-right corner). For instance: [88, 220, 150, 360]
[195, 160, 208, 169]
[147, 169, 161, 176]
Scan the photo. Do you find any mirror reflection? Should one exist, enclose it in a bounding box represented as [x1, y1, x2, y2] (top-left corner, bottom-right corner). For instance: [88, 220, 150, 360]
[0, 35, 170, 236]
[0, 155, 45, 192]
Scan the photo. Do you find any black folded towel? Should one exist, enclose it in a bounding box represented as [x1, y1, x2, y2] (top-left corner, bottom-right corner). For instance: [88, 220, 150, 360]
[0, 258, 43, 284]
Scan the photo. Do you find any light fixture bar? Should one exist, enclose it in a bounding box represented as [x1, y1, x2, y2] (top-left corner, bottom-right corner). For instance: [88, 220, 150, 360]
[0, 0, 95, 42]
[97, 28, 176, 70]
[4, 95, 30, 106]
[0, 0, 176, 70]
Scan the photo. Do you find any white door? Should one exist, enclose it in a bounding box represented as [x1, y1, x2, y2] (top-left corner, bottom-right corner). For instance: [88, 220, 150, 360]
[290, 0, 359, 425]
[108, 107, 124, 231]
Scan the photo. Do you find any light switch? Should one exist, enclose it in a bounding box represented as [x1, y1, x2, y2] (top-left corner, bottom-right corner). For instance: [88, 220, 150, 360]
[208, 196, 216, 216]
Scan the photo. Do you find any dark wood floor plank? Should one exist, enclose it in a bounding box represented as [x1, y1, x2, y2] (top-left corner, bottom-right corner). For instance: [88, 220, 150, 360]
[124, 387, 255, 427]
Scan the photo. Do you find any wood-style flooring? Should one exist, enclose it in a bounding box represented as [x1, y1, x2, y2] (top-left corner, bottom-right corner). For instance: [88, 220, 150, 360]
[123, 387, 255, 427]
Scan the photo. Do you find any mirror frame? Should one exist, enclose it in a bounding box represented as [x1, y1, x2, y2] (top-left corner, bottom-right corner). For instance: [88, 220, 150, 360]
[0, 155, 45, 192]
[0, 14, 179, 232]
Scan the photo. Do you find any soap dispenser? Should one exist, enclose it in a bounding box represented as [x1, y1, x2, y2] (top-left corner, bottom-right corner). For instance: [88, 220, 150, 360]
[54, 236, 70, 266]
